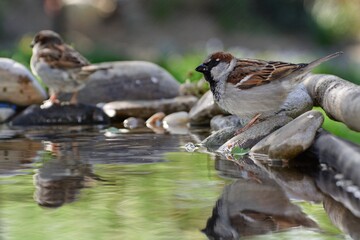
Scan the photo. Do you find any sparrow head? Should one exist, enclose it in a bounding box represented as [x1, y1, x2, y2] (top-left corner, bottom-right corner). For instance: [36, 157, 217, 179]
[196, 52, 235, 82]
[30, 30, 64, 48]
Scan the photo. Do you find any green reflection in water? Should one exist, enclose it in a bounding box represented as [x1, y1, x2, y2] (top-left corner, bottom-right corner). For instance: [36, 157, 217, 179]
[1, 152, 227, 240]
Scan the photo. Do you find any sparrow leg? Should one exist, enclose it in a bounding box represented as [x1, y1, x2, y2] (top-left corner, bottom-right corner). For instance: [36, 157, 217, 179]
[49, 93, 60, 104]
[41, 91, 60, 109]
[235, 113, 262, 135]
[69, 91, 78, 105]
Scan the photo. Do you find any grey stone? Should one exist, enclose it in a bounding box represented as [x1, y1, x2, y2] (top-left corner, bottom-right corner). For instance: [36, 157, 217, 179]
[210, 115, 242, 131]
[0, 106, 16, 123]
[103, 96, 197, 120]
[10, 104, 110, 126]
[0, 58, 47, 106]
[251, 110, 324, 160]
[314, 131, 360, 189]
[163, 111, 189, 128]
[201, 126, 238, 151]
[123, 117, 145, 129]
[280, 84, 313, 119]
[59, 61, 180, 104]
[218, 115, 293, 152]
[189, 91, 227, 126]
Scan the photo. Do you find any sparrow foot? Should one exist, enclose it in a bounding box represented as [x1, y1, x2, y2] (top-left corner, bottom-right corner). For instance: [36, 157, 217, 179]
[235, 113, 262, 135]
[40, 99, 60, 109]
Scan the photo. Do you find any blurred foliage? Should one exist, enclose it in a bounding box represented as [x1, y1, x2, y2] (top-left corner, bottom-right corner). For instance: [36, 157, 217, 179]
[310, 0, 360, 44]
[156, 53, 204, 83]
[317, 108, 360, 144]
[144, 0, 182, 21]
[143, 0, 360, 45]
[207, 0, 316, 34]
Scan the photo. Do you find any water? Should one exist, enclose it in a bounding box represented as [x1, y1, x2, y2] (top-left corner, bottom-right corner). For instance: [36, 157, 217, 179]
[0, 126, 357, 240]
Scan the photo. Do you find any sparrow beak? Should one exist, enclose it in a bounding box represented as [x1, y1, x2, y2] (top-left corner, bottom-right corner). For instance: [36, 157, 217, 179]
[195, 64, 208, 73]
[30, 40, 35, 48]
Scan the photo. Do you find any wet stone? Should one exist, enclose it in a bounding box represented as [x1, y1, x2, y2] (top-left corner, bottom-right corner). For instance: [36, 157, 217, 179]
[10, 104, 110, 126]
[251, 110, 324, 160]
[123, 117, 145, 129]
[201, 126, 238, 151]
[103, 96, 197, 120]
[0, 58, 47, 106]
[189, 91, 227, 126]
[218, 115, 293, 153]
[210, 115, 242, 131]
[146, 112, 165, 127]
[163, 111, 189, 128]
[59, 61, 180, 104]
[0, 104, 16, 123]
[314, 131, 360, 189]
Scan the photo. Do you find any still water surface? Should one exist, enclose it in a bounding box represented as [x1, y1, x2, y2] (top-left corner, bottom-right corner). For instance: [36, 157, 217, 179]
[0, 126, 356, 239]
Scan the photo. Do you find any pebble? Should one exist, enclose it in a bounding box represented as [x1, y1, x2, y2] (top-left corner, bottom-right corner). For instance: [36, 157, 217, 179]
[163, 111, 189, 128]
[123, 117, 145, 129]
[146, 112, 166, 127]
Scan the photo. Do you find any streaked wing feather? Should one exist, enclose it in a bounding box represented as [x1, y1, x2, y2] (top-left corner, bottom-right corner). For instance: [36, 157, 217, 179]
[39, 44, 90, 69]
[228, 59, 306, 90]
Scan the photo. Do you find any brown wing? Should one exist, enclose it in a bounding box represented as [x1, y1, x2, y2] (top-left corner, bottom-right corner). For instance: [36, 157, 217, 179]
[228, 59, 306, 90]
[38, 44, 90, 69]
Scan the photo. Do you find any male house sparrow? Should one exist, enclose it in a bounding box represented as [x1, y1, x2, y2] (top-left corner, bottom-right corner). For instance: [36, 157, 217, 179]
[196, 51, 342, 131]
[30, 30, 108, 107]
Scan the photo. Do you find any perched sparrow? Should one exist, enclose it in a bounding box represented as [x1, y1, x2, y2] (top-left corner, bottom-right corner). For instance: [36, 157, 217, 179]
[30, 30, 108, 107]
[196, 51, 342, 130]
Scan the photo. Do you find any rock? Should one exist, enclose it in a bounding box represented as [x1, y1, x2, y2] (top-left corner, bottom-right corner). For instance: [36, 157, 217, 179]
[163, 111, 189, 127]
[251, 110, 324, 160]
[146, 112, 166, 134]
[189, 91, 227, 126]
[103, 96, 197, 119]
[304, 73, 360, 132]
[280, 84, 313, 119]
[10, 104, 110, 126]
[146, 112, 165, 127]
[0, 104, 16, 123]
[210, 115, 242, 131]
[202, 126, 238, 151]
[59, 61, 180, 104]
[123, 117, 145, 129]
[162, 111, 190, 135]
[0, 58, 47, 106]
[314, 131, 360, 188]
[218, 115, 293, 153]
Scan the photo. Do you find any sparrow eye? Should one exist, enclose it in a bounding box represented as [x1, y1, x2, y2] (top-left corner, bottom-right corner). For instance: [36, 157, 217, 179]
[215, 58, 220, 62]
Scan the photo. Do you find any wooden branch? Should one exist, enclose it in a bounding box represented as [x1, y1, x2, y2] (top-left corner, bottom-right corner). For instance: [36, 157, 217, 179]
[304, 73, 360, 132]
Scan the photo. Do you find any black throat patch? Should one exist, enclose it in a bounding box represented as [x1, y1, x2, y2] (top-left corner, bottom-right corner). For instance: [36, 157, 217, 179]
[203, 73, 221, 102]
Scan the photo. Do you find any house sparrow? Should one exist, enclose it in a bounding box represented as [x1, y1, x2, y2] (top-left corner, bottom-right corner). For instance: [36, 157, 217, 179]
[196, 51, 342, 131]
[30, 30, 108, 107]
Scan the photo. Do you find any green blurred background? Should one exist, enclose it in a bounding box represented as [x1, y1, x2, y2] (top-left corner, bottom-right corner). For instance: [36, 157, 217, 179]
[0, 0, 359, 141]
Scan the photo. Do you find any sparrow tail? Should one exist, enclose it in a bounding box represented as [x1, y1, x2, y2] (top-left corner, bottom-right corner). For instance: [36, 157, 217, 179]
[306, 51, 343, 70]
[81, 65, 112, 73]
